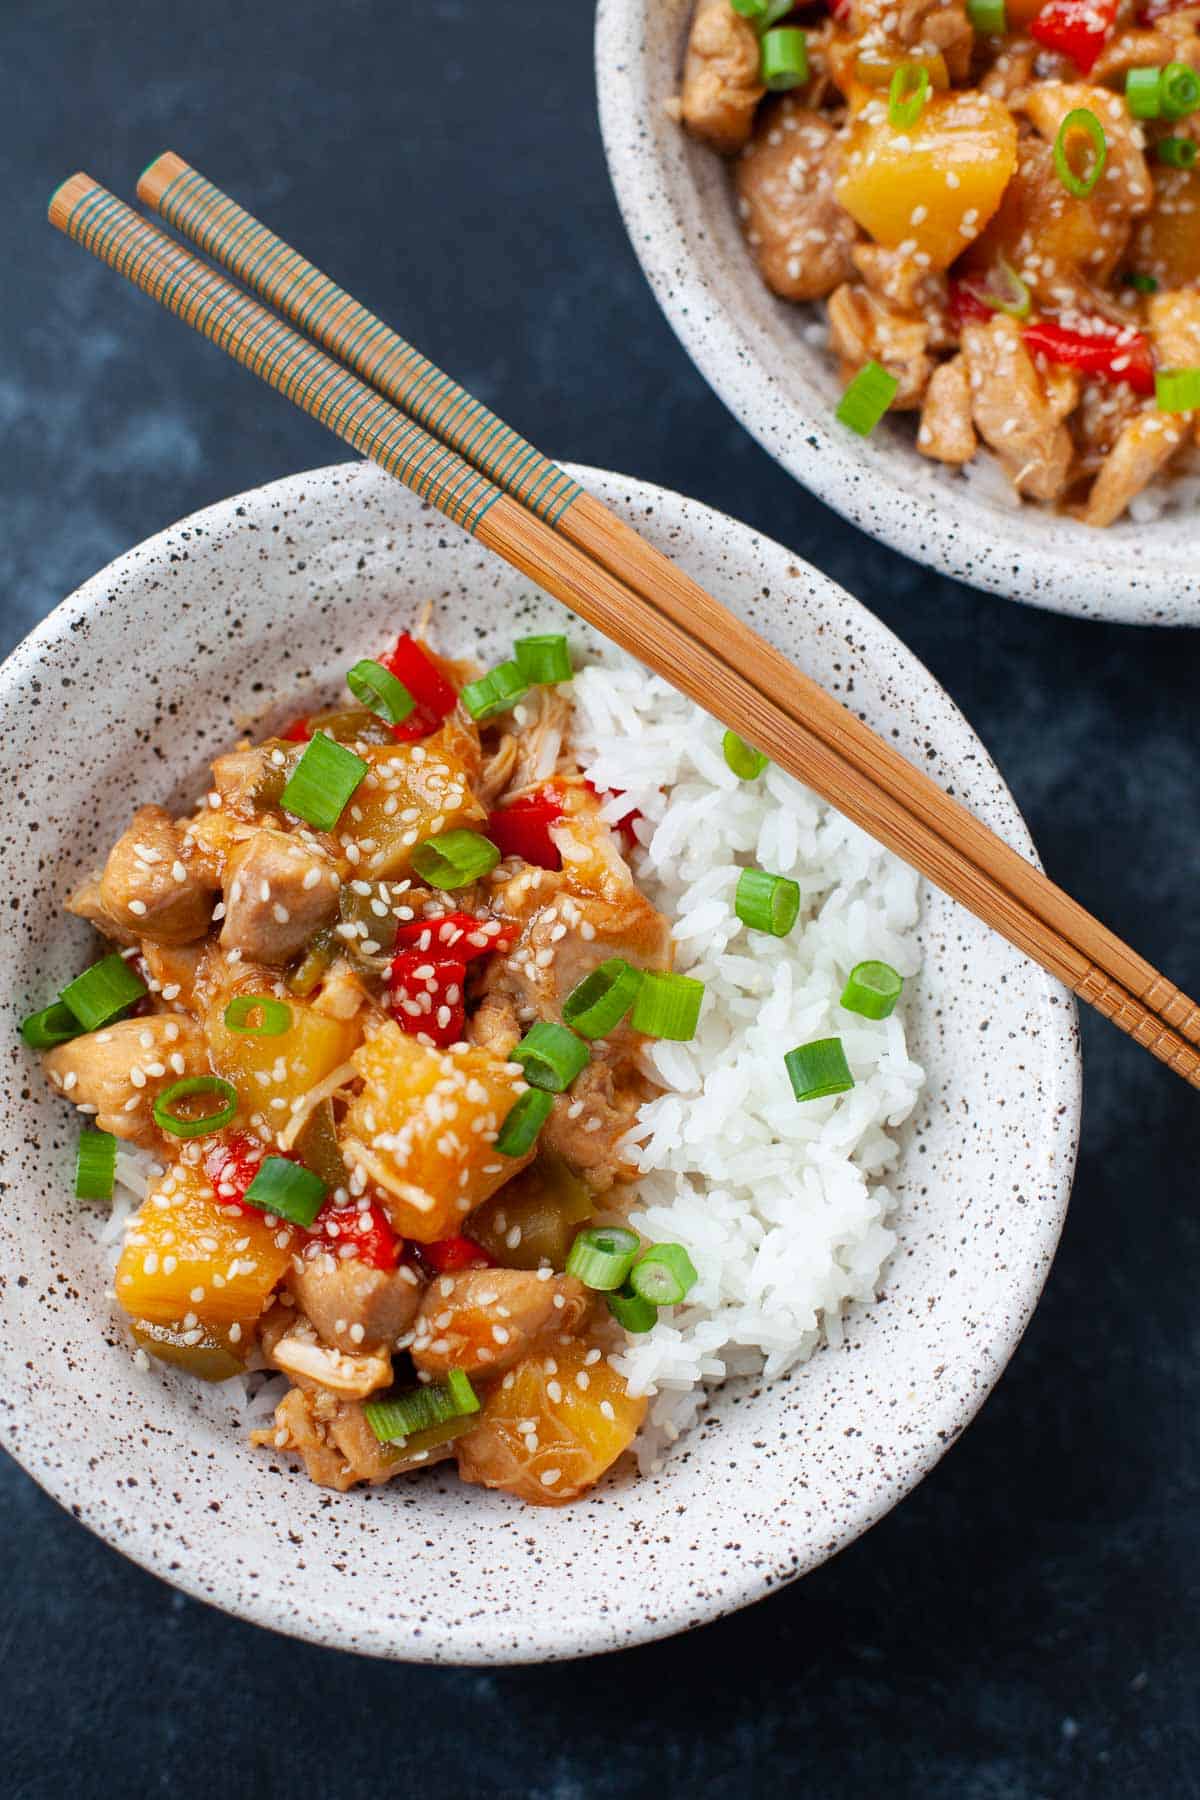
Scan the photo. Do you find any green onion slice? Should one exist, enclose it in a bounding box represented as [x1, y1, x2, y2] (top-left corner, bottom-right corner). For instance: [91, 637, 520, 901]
[836, 359, 899, 435]
[1126, 67, 1163, 119]
[510, 1021, 590, 1093]
[75, 1128, 117, 1202]
[566, 1225, 641, 1291]
[1123, 271, 1159, 293]
[1155, 135, 1198, 167]
[967, 257, 1032, 321]
[513, 634, 573, 685]
[1156, 367, 1200, 412]
[760, 26, 808, 90]
[629, 1242, 699, 1306]
[152, 1075, 238, 1139]
[630, 971, 705, 1041]
[1053, 108, 1107, 199]
[966, 0, 1006, 30]
[242, 1155, 326, 1227]
[731, 0, 769, 14]
[607, 1284, 658, 1333]
[1161, 61, 1200, 121]
[562, 957, 645, 1039]
[840, 959, 904, 1019]
[785, 1038, 855, 1102]
[281, 731, 368, 832]
[60, 954, 147, 1031]
[365, 1369, 481, 1443]
[460, 660, 529, 722]
[20, 1000, 82, 1049]
[722, 729, 768, 780]
[735, 868, 801, 937]
[888, 63, 930, 129]
[345, 658, 415, 726]
[223, 994, 293, 1036]
[411, 828, 501, 890]
[495, 1086, 554, 1157]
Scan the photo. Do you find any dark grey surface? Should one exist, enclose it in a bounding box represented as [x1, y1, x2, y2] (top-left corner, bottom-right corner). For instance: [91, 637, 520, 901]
[3, 2, 1198, 1794]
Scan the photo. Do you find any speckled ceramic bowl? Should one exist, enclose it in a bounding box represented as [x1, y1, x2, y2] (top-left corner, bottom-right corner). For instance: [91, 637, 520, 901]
[0, 461, 1079, 1661]
[596, 0, 1198, 625]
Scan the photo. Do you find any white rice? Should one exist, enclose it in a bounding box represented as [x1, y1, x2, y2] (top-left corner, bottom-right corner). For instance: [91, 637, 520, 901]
[568, 661, 925, 1471]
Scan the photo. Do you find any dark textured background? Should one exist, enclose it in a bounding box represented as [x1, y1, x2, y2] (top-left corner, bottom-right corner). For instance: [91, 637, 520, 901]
[3, 2, 1198, 1794]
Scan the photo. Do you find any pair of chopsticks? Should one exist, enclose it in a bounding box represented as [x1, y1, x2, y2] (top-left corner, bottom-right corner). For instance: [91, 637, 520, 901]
[48, 156, 1200, 1088]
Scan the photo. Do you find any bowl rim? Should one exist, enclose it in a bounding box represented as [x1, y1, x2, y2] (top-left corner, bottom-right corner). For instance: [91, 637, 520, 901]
[0, 460, 1081, 1660]
[594, 0, 1199, 626]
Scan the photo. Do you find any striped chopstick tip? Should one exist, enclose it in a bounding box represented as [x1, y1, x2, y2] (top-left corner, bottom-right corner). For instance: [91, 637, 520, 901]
[48, 172, 96, 232]
[137, 151, 187, 208]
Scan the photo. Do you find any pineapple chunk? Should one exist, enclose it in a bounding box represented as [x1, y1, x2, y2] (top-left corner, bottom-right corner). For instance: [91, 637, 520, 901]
[835, 91, 1017, 271]
[334, 742, 485, 880]
[205, 995, 361, 1147]
[115, 1160, 294, 1328]
[340, 1021, 533, 1241]
[456, 1338, 646, 1506]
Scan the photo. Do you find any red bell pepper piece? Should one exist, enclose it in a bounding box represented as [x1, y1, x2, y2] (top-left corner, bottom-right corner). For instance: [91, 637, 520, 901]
[487, 786, 566, 870]
[280, 716, 313, 743]
[388, 950, 468, 1047]
[383, 633, 457, 719]
[828, 0, 852, 19]
[307, 1196, 400, 1271]
[393, 912, 512, 959]
[1029, 0, 1117, 73]
[421, 1234, 495, 1274]
[204, 1131, 272, 1212]
[1023, 319, 1156, 394]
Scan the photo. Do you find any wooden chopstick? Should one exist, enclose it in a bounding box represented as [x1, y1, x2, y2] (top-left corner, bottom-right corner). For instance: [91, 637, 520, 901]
[135, 153, 1200, 1061]
[47, 171, 1200, 1089]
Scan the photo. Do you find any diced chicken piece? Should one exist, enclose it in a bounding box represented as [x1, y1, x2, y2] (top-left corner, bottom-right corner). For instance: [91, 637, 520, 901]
[1079, 408, 1188, 526]
[540, 1050, 650, 1190]
[917, 356, 978, 464]
[1070, 377, 1143, 476]
[1091, 27, 1200, 83]
[44, 1015, 209, 1146]
[75, 806, 215, 947]
[308, 959, 372, 1022]
[177, 804, 256, 889]
[979, 36, 1039, 104]
[676, 0, 764, 155]
[219, 828, 340, 965]
[828, 283, 933, 410]
[210, 743, 292, 816]
[734, 102, 859, 303]
[1021, 84, 1153, 230]
[1149, 290, 1200, 394]
[852, 244, 947, 321]
[140, 940, 204, 1013]
[891, 0, 975, 79]
[1132, 166, 1200, 293]
[340, 1023, 533, 1241]
[411, 1268, 589, 1378]
[251, 1385, 432, 1490]
[64, 873, 140, 948]
[264, 1314, 392, 1398]
[961, 315, 1079, 501]
[288, 1251, 422, 1354]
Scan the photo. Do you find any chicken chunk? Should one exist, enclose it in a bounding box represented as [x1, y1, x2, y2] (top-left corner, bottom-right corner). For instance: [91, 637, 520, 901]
[961, 315, 1079, 501]
[44, 1014, 209, 1146]
[1021, 84, 1152, 235]
[828, 283, 933, 410]
[252, 1384, 431, 1490]
[264, 1314, 392, 1398]
[676, 0, 765, 155]
[1079, 408, 1187, 526]
[734, 101, 859, 303]
[917, 356, 978, 464]
[411, 1267, 590, 1378]
[139, 940, 204, 1013]
[288, 1251, 422, 1354]
[220, 827, 341, 965]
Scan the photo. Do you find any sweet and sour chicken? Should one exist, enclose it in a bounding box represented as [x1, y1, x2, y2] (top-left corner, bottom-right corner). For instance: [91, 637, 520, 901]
[28, 625, 711, 1507]
[675, 0, 1200, 520]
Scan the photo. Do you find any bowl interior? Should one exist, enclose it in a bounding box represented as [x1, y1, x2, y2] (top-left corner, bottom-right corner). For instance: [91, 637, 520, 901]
[0, 462, 1079, 1661]
[595, 0, 1196, 624]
